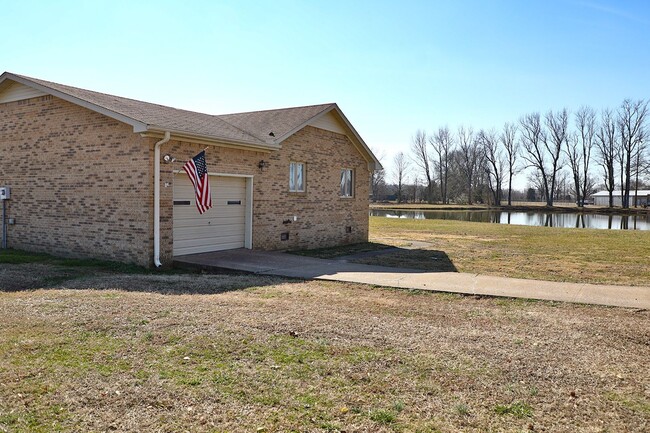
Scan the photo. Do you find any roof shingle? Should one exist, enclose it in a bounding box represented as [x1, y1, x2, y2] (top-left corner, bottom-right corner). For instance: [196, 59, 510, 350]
[1, 72, 380, 168]
[9, 73, 334, 146]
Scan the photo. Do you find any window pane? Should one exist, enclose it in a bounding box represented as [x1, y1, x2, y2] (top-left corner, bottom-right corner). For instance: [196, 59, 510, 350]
[340, 169, 353, 197]
[346, 170, 352, 196]
[289, 163, 296, 191]
[296, 163, 304, 191]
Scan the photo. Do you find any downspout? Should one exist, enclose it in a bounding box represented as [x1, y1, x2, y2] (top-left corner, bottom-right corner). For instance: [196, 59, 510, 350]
[153, 131, 171, 267]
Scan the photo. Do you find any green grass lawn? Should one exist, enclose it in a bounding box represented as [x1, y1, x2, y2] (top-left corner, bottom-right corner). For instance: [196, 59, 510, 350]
[358, 217, 650, 285]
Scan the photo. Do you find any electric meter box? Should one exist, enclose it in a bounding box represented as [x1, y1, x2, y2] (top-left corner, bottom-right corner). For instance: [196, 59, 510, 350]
[0, 186, 10, 200]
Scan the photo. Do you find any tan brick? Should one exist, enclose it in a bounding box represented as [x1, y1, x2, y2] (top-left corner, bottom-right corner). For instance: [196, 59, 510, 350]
[1, 96, 370, 267]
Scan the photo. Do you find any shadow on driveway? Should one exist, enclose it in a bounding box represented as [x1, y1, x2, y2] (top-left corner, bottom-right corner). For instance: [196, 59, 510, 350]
[173, 248, 458, 279]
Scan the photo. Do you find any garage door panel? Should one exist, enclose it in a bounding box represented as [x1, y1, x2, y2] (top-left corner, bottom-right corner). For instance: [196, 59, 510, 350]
[173, 174, 248, 256]
[174, 241, 244, 256]
[173, 208, 245, 221]
[173, 218, 245, 229]
[174, 234, 246, 249]
[174, 224, 245, 237]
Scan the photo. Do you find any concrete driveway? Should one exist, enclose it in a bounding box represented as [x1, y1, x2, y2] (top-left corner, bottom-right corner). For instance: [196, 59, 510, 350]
[174, 249, 650, 309]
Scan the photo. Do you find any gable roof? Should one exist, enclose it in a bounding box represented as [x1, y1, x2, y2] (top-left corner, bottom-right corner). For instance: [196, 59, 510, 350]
[0, 72, 381, 169]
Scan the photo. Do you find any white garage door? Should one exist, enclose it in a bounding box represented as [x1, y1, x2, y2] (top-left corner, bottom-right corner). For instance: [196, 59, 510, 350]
[173, 174, 247, 256]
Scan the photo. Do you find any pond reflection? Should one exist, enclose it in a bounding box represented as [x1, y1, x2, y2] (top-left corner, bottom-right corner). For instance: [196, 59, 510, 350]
[369, 210, 650, 230]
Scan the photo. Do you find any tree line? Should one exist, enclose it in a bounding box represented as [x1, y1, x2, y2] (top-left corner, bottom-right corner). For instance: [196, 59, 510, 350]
[371, 98, 649, 209]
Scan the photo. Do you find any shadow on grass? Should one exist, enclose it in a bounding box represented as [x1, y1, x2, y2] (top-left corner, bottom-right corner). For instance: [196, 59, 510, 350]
[0, 248, 288, 295]
[290, 242, 458, 273]
[348, 248, 458, 273]
[289, 242, 396, 259]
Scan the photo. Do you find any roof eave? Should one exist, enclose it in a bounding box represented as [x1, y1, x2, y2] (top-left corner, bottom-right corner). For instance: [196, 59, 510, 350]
[0, 72, 149, 133]
[145, 127, 282, 152]
[274, 103, 382, 170]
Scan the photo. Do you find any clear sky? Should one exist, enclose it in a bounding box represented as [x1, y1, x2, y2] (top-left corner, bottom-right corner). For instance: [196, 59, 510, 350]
[2, 0, 649, 188]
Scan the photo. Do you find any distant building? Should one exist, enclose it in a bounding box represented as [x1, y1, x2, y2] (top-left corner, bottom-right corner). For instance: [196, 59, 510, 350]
[592, 190, 650, 207]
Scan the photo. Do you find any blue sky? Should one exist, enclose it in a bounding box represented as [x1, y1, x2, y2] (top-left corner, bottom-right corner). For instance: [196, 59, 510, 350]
[1, 0, 649, 188]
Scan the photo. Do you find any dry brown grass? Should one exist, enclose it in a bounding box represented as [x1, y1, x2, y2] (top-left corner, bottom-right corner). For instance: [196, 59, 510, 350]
[1, 263, 649, 432]
[362, 217, 650, 285]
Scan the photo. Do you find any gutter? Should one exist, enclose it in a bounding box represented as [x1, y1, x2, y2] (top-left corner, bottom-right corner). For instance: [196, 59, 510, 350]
[153, 131, 171, 267]
[145, 127, 281, 151]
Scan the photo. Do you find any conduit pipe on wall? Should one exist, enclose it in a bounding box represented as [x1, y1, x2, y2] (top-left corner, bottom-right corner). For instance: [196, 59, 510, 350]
[153, 131, 171, 267]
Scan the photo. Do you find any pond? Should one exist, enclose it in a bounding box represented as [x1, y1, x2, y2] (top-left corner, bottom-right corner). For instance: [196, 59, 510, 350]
[369, 209, 650, 230]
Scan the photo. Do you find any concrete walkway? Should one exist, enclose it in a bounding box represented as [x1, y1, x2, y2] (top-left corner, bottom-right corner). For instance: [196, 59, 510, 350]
[174, 249, 650, 309]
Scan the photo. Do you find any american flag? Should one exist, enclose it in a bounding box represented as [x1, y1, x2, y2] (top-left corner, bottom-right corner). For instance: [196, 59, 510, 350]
[182, 150, 212, 214]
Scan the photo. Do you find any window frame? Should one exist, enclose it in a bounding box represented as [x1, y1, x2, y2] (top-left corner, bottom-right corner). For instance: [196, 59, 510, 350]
[340, 168, 354, 198]
[289, 162, 306, 193]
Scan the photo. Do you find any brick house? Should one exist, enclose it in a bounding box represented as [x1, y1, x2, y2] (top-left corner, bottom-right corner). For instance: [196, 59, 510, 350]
[0, 72, 381, 267]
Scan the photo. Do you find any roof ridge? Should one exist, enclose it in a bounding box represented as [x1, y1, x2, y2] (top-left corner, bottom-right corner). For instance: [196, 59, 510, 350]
[9, 73, 265, 144]
[13, 73, 335, 119]
[12, 73, 220, 118]
[1, 73, 381, 166]
[217, 102, 335, 117]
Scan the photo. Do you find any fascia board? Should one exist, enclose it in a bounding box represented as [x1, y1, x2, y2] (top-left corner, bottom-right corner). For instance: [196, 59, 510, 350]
[331, 106, 383, 171]
[145, 127, 281, 152]
[275, 103, 383, 171]
[1, 72, 148, 133]
[273, 104, 336, 144]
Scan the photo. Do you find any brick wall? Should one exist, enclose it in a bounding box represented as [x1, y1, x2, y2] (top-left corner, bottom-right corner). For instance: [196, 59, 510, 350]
[158, 125, 370, 259]
[1, 95, 371, 267]
[0, 95, 153, 266]
[251, 126, 370, 250]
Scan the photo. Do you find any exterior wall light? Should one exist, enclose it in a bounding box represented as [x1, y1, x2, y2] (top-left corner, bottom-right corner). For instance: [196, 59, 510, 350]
[258, 160, 270, 171]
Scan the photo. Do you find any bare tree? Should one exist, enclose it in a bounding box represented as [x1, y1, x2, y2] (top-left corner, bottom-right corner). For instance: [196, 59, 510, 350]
[412, 176, 420, 202]
[456, 126, 481, 204]
[392, 151, 410, 203]
[370, 148, 386, 200]
[519, 113, 551, 203]
[567, 106, 596, 206]
[500, 122, 519, 205]
[410, 130, 435, 203]
[578, 107, 596, 204]
[526, 171, 546, 202]
[617, 99, 648, 208]
[430, 126, 454, 204]
[543, 109, 568, 206]
[565, 132, 583, 204]
[633, 124, 649, 207]
[595, 109, 618, 207]
[478, 129, 505, 205]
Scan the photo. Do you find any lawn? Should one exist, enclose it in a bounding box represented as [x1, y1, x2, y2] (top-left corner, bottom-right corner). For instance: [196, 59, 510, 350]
[1, 257, 649, 432]
[356, 217, 650, 285]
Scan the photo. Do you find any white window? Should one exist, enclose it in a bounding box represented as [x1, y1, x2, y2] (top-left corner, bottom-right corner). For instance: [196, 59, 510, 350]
[289, 162, 305, 192]
[340, 169, 354, 197]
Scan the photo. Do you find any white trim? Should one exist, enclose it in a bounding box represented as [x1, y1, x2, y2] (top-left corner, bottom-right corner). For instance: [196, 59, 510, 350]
[339, 168, 355, 198]
[274, 103, 382, 171]
[0, 73, 280, 149]
[274, 104, 334, 143]
[245, 178, 253, 249]
[0, 80, 47, 103]
[145, 128, 281, 152]
[153, 131, 171, 267]
[0, 73, 148, 133]
[288, 161, 306, 193]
